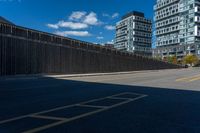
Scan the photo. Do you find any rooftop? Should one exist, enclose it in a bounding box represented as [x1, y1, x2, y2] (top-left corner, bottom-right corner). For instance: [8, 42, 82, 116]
[122, 11, 144, 20]
[0, 16, 14, 25]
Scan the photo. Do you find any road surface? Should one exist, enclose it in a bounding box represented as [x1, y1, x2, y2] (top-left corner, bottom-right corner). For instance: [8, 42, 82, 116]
[0, 68, 200, 133]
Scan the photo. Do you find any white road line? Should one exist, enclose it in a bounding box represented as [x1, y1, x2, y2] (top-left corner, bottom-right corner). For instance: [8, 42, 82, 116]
[23, 121, 67, 133]
[108, 97, 132, 100]
[77, 92, 129, 105]
[23, 94, 148, 133]
[0, 104, 76, 125]
[76, 104, 108, 109]
[0, 115, 31, 125]
[30, 115, 67, 121]
[116, 92, 144, 96]
[0, 93, 126, 125]
[0, 92, 146, 125]
[108, 92, 142, 100]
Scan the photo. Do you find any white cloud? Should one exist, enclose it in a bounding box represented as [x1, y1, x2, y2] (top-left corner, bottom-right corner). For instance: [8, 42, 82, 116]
[102, 12, 119, 19]
[69, 11, 86, 21]
[57, 21, 88, 29]
[47, 21, 88, 30]
[83, 12, 100, 25]
[97, 36, 104, 40]
[112, 13, 119, 18]
[105, 25, 115, 30]
[106, 40, 114, 44]
[55, 31, 91, 37]
[47, 24, 59, 29]
[47, 11, 102, 30]
[102, 13, 110, 17]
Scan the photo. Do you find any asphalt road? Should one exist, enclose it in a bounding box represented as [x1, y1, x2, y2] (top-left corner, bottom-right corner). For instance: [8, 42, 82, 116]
[0, 68, 200, 133]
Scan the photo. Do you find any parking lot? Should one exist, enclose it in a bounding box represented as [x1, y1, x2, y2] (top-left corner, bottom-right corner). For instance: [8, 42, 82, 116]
[0, 68, 200, 133]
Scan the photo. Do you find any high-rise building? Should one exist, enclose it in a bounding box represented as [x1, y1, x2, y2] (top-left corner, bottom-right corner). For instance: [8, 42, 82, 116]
[154, 0, 200, 60]
[114, 11, 152, 56]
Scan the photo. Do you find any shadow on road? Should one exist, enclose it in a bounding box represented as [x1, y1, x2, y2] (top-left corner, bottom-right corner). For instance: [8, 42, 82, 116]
[0, 76, 200, 133]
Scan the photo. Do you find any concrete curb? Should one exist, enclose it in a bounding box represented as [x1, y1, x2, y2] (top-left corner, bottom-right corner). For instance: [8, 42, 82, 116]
[0, 69, 185, 81]
[45, 70, 160, 79]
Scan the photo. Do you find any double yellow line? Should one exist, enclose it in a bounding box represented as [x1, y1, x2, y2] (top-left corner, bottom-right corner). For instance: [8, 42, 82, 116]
[176, 74, 200, 82]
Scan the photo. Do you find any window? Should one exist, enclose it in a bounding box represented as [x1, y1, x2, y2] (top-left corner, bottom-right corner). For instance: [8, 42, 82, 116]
[180, 38, 185, 43]
[190, 4, 193, 9]
[190, 18, 194, 23]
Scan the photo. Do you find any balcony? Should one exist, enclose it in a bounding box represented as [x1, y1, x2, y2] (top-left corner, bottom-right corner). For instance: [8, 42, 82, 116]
[155, 0, 179, 10]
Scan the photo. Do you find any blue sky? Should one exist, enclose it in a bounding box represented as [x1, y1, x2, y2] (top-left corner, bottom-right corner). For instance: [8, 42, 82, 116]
[0, 0, 156, 45]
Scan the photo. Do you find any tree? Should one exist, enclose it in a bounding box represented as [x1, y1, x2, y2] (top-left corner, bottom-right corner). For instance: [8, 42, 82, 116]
[172, 55, 178, 64]
[183, 54, 199, 66]
[154, 55, 162, 61]
[167, 56, 173, 63]
[165, 55, 177, 64]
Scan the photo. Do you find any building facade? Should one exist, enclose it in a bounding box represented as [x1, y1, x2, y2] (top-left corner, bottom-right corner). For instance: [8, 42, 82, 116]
[104, 43, 115, 49]
[114, 11, 152, 56]
[154, 0, 200, 60]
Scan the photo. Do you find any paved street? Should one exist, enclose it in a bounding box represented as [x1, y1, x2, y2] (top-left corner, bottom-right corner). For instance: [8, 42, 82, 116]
[0, 68, 200, 133]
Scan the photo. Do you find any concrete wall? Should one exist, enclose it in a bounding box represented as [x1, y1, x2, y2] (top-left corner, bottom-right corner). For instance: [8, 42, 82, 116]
[0, 22, 181, 76]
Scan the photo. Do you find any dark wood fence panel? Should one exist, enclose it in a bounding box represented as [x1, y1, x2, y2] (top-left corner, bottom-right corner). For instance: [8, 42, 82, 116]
[0, 23, 182, 76]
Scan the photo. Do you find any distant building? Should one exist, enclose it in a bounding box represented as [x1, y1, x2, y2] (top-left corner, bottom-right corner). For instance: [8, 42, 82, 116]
[154, 0, 200, 60]
[104, 43, 114, 49]
[114, 11, 152, 56]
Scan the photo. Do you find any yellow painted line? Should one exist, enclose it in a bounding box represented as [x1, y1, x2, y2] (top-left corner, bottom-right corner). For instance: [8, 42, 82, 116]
[176, 77, 190, 82]
[176, 74, 200, 82]
[188, 76, 200, 82]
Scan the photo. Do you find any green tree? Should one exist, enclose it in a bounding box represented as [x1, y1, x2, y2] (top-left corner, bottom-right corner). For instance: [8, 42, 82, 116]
[167, 56, 173, 63]
[166, 55, 177, 64]
[154, 55, 162, 61]
[183, 54, 199, 66]
[172, 55, 178, 64]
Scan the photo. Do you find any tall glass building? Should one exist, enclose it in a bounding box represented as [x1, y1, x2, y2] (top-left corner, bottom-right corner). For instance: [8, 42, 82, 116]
[154, 0, 200, 59]
[114, 11, 152, 56]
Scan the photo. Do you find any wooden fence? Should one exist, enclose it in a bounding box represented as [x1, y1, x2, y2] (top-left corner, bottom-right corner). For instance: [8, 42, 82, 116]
[0, 22, 182, 76]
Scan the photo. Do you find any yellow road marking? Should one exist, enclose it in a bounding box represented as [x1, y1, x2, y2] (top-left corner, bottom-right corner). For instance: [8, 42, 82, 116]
[176, 74, 200, 82]
[188, 76, 200, 82]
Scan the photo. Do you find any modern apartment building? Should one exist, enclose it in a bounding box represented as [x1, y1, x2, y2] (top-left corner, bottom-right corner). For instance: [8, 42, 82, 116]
[154, 0, 200, 60]
[114, 11, 152, 56]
